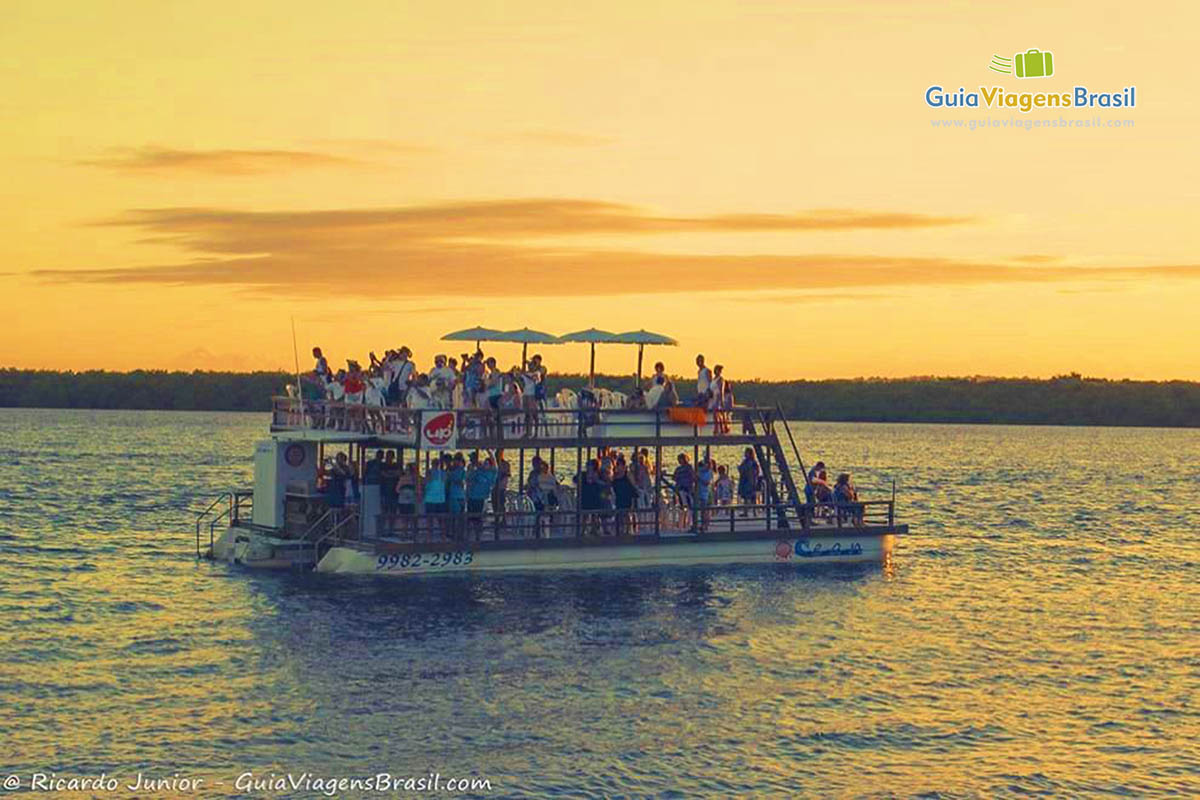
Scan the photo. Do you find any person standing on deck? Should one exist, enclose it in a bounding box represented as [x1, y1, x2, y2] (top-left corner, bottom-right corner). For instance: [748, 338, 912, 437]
[715, 465, 734, 506]
[422, 456, 448, 541]
[380, 451, 400, 533]
[446, 454, 467, 541]
[737, 448, 760, 517]
[492, 450, 511, 530]
[696, 458, 714, 531]
[395, 463, 419, 540]
[467, 456, 498, 541]
[406, 374, 433, 409]
[612, 454, 637, 535]
[673, 453, 696, 530]
[463, 351, 485, 409]
[696, 355, 712, 406]
[522, 354, 547, 437]
[387, 346, 415, 406]
[598, 456, 616, 535]
[362, 450, 385, 538]
[483, 358, 503, 407]
[631, 451, 654, 527]
[429, 355, 456, 409]
[448, 357, 464, 408]
[805, 461, 826, 506]
[313, 347, 329, 380]
[325, 452, 353, 521]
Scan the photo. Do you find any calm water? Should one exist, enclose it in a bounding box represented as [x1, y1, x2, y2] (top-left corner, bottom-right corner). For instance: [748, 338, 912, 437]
[1, 409, 1198, 798]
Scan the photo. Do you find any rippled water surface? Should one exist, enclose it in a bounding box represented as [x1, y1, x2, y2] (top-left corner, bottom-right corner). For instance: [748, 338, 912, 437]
[1, 409, 1198, 797]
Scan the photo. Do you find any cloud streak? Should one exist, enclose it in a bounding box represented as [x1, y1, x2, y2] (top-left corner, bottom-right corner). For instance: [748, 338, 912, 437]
[32, 199, 1200, 298]
[80, 146, 365, 175]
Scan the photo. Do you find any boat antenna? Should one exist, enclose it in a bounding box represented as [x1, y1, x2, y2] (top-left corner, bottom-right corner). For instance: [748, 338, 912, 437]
[291, 316, 306, 436]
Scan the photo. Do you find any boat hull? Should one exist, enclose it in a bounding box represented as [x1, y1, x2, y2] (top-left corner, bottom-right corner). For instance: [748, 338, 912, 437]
[316, 531, 896, 576]
[210, 526, 316, 569]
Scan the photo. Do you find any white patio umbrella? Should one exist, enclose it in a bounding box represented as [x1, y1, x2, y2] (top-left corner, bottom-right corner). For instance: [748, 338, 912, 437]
[492, 327, 562, 370]
[441, 326, 504, 351]
[614, 329, 678, 383]
[558, 328, 622, 386]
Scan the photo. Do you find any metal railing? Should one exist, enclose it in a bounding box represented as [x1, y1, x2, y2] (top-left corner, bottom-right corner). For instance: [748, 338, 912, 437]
[269, 396, 771, 443]
[310, 509, 361, 564]
[309, 497, 897, 550]
[194, 491, 252, 558]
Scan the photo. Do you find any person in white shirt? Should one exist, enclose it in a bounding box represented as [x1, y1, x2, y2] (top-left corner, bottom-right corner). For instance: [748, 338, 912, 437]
[708, 364, 724, 410]
[429, 355, 456, 409]
[696, 354, 712, 405]
[710, 364, 730, 433]
[326, 370, 346, 403]
[406, 374, 433, 409]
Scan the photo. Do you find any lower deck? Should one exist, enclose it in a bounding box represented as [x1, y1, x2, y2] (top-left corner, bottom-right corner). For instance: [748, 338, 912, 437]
[212, 506, 905, 576]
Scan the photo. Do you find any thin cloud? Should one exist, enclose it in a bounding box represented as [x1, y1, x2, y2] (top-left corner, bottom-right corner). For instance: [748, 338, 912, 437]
[79, 146, 365, 175]
[33, 199, 1200, 298]
[1010, 254, 1064, 264]
[84, 199, 974, 244]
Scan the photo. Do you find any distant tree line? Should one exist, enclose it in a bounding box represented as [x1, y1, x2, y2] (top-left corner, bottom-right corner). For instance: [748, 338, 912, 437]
[2, 368, 1199, 428]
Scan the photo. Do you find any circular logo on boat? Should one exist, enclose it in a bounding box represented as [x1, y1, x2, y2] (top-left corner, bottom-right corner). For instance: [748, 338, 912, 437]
[284, 443, 306, 467]
[774, 541, 792, 560]
[423, 411, 456, 447]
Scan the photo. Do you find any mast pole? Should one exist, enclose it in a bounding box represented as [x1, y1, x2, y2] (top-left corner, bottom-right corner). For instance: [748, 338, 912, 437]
[291, 316, 305, 432]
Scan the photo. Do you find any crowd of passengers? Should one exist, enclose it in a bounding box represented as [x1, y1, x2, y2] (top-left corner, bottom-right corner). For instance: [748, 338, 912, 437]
[298, 346, 735, 420]
[319, 445, 865, 541]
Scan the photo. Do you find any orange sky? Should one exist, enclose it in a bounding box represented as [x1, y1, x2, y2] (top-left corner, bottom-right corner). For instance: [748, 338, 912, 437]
[4, 0, 1198, 379]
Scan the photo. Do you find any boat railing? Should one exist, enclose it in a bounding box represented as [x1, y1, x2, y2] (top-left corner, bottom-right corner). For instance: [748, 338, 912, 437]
[269, 396, 771, 443]
[313, 496, 898, 551]
[309, 509, 361, 563]
[194, 490, 253, 557]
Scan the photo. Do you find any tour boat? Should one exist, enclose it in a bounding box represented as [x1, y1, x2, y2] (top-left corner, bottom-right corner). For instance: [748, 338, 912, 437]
[196, 398, 907, 576]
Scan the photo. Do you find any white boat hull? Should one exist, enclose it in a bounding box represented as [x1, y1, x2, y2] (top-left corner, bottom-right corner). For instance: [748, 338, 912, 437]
[315, 532, 895, 576]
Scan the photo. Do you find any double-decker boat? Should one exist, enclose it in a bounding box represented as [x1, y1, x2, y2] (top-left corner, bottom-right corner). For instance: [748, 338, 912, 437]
[196, 397, 907, 576]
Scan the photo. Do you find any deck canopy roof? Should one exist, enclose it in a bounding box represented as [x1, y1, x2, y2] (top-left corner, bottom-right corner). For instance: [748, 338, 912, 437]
[439, 326, 678, 379]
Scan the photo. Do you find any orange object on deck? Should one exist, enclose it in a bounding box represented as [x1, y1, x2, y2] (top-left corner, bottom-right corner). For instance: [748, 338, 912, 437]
[667, 406, 707, 426]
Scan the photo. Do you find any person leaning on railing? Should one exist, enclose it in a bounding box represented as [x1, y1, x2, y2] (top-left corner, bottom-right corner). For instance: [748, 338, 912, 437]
[833, 473, 864, 527]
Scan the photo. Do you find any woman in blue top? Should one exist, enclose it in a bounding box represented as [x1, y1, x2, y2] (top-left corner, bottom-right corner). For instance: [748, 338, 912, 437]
[466, 456, 498, 540]
[423, 455, 448, 539]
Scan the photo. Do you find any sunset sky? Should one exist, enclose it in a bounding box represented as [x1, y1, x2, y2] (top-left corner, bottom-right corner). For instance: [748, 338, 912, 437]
[4, 0, 1198, 379]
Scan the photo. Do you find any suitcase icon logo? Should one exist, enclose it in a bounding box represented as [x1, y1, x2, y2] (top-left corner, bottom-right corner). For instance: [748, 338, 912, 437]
[989, 49, 1055, 78]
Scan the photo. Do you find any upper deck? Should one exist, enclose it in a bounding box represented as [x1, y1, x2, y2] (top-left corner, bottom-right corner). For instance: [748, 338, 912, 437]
[269, 396, 784, 450]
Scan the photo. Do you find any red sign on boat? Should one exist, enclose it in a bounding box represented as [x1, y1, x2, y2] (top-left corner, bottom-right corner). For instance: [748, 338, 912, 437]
[421, 411, 457, 450]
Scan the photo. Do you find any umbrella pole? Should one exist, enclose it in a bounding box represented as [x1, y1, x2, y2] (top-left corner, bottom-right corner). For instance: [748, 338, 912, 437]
[636, 344, 644, 387]
[589, 343, 595, 387]
[522, 343, 528, 371]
